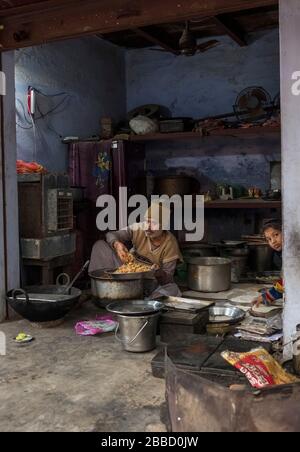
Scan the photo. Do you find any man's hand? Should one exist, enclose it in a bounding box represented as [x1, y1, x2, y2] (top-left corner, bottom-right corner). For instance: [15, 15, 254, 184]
[113, 241, 129, 264]
[252, 294, 264, 308]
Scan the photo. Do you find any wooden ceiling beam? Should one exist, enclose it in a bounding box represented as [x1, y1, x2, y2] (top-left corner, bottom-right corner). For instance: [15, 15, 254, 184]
[131, 27, 180, 55]
[0, 0, 77, 17]
[214, 14, 248, 46]
[0, 0, 278, 51]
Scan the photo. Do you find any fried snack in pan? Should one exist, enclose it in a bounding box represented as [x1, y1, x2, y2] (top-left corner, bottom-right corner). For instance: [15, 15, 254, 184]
[114, 261, 151, 274]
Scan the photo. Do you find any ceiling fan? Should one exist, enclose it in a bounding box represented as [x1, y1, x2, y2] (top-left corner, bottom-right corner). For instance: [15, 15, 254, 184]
[149, 21, 219, 56]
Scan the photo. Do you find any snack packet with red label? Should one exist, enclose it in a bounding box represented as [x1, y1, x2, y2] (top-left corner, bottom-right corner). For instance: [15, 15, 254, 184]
[222, 348, 299, 389]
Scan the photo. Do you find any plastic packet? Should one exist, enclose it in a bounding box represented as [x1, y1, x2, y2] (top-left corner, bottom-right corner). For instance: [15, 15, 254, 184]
[75, 314, 117, 336]
[222, 348, 299, 389]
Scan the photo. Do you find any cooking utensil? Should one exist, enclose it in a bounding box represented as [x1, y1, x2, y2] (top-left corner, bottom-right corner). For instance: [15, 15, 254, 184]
[209, 307, 245, 325]
[107, 300, 164, 316]
[161, 296, 214, 313]
[248, 244, 273, 272]
[89, 270, 144, 308]
[188, 257, 231, 293]
[7, 286, 82, 322]
[59, 260, 90, 295]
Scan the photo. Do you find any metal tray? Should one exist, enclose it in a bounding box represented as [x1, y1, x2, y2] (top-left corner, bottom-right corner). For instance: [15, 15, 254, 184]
[209, 306, 245, 325]
[107, 300, 164, 315]
[161, 296, 214, 313]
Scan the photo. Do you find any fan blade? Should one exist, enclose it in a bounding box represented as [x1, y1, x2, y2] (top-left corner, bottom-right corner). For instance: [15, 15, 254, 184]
[196, 40, 219, 53]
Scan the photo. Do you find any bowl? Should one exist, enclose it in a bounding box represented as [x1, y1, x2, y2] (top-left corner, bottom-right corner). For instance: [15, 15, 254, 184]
[209, 306, 245, 324]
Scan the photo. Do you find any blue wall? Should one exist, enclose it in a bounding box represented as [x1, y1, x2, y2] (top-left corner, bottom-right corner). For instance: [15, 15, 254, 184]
[126, 30, 281, 192]
[15, 36, 126, 172]
[15, 29, 281, 195]
[126, 30, 279, 118]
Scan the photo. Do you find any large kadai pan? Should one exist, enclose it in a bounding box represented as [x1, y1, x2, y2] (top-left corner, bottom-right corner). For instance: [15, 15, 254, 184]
[6, 285, 82, 322]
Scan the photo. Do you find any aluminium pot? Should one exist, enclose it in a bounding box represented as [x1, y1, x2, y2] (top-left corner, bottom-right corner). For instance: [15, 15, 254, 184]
[89, 270, 144, 308]
[248, 244, 273, 272]
[188, 257, 232, 293]
[219, 246, 249, 282]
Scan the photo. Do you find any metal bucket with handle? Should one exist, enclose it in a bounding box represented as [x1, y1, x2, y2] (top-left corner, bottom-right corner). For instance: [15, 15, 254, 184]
[107, 300, 163, 353]
[115, 313, 160, 353]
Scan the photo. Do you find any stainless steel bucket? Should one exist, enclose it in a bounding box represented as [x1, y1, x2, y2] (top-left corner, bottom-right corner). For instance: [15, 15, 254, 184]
[115, 312, 160, 353]
[188, 257, 232, 293]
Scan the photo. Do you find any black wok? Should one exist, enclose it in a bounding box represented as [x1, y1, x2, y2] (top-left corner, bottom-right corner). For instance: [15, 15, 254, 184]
[6, 285, 82, 322]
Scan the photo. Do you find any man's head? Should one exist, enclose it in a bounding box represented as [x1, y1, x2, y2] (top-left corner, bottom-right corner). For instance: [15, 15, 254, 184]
[262, 218, 282, 252]
[144, 201, 170, 240]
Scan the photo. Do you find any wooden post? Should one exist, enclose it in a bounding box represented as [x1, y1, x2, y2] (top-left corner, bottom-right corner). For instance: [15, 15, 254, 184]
[279, 0, 300, 359]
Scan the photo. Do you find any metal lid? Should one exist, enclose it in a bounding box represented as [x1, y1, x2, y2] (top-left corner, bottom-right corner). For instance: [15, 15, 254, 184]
[107, 300, 164, 315]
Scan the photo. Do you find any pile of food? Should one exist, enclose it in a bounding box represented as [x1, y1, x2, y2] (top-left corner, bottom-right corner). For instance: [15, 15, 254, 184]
[114, 252, 151, 274]
[17, 160, 46, 174]
[114, 261, 151, 274]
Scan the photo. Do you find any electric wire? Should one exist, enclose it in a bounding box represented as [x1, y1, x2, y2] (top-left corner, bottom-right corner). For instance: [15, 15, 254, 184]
[16, 91, 71, 137]
[16, 89, 71, 161]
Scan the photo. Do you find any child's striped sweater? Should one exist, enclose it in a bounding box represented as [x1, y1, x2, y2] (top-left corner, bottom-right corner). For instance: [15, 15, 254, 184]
[262, 279, 284, 305]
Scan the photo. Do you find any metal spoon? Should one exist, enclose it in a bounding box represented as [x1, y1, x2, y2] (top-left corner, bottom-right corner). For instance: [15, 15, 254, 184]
[61, 260, 90, 294]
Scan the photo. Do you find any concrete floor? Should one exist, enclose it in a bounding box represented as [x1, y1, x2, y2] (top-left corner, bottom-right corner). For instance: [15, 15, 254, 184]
[0, 302, 166, 432]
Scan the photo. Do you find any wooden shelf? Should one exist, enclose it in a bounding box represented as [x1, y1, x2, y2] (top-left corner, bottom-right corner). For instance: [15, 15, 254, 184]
[129, 126, 280, 142]
[204, 200, 281, 209]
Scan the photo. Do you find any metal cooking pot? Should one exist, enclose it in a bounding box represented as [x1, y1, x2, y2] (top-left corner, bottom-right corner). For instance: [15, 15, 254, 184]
[89, 270, 143, 308]
[219, 246, 249, 282]
[188, 257, 232, 293]
[248, 245, 273, 272]
[6, 286, 82, 323]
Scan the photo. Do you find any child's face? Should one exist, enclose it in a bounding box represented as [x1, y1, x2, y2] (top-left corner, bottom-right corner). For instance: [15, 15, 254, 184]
[264, 227, 282, 252]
